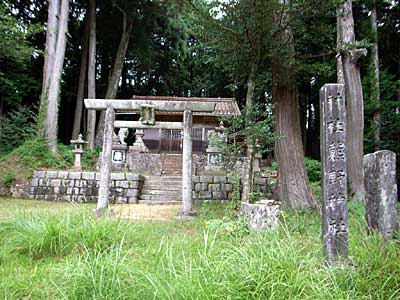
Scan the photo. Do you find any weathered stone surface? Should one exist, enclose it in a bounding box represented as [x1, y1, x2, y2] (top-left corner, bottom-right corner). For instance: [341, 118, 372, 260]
[58, 171, 69, 179]
[115, 181, 129, 188]
[320, 84, 348, 263]
[209, 184, 221, 192]
[224, 183, 233, 192]
[82, 172, 95, 180]
[110, 173, 126, 180]
[194, 183, 202, 192]
[241, 200, 280, 231]
[50, 179, 61, 186]
[213, 176, 227, 183]
[33, 170, 46, 178]
[192, 176, 200, 183]
[200, 176, 213, 183]
[46, 171, 58, 179]
[182, 110, 193, 214]
[126, 174, 141, 181]
[31, 178, 39, 187]
[364, 150, 398, 238]
[69, 172, 82, 180]
[128, 152, 162, 176]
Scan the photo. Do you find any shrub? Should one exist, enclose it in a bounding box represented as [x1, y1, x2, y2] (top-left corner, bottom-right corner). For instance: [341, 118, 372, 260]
[305, 158, 321, 183]
[0, 105, 36, 153]
[1, 172, 15, 188]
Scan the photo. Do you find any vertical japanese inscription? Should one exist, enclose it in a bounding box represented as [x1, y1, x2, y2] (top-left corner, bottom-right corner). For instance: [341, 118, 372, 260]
[320, 84, 348, 263]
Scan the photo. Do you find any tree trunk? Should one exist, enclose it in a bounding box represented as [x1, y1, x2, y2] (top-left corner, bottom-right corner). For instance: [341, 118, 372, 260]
[87, 0, 97, 150]
[39, 0, 60, 136]
[338, 0, 367, 202]
[45, 0, 69, 153]
[273, 1, 317, 210]
[71, 19, 89, 140]
[336, 8, 345, 85]
[273, 76, 317, 209]
[371, 3, 380, 151]
[95, 14, 133, 145]
[242, 64, 256, 203]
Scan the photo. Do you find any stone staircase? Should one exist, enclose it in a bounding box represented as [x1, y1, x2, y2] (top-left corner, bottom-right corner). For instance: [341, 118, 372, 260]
[139, 176, 182, 204]
[161, 154, 182, 176]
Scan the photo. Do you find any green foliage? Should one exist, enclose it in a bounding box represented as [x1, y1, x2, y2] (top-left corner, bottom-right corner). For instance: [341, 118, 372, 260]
[2, 213, 128, 259]
[0, 138, 73, 185]
[1, 172, 15, 188]
[363, 67, 400, 156]
[0, 2, 41, 108]
[206, 217, 249, 238]
[82, 149, 100, 171]
[8, 138, 73, 169]
[304, 158, 321, 183]
[0, 105, 37, 153]
[1, 202, 400, 299]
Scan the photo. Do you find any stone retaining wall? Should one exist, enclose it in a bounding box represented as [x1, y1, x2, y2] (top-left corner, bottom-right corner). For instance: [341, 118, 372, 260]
[14, 171, 275, 203]
[27, 171, 144, 204]
[192, 175, 275, 201]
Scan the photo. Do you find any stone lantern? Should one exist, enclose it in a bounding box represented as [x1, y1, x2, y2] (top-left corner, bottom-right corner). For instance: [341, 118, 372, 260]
[70, 134, 87, 170]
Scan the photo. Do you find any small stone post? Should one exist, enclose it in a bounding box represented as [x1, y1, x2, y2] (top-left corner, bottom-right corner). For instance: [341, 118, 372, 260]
[364, 150, 398, 238]
[181, 110, 194, 216]
[95, 107, 115, 217]
[320, 84, 348, 263]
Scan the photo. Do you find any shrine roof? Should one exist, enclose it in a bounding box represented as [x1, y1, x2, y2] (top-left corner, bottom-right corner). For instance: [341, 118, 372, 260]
[128, 96, 241, 116]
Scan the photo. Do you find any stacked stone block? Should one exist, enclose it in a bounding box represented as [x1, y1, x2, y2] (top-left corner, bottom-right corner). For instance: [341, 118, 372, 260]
[29, 171, 144, 204]
[192, 176, 274, 201]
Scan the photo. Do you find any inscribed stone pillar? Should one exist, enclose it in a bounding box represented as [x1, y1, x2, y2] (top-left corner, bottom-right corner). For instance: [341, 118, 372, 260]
[181, 110, 193, 215]
[364, 150, 398, 238]
[95, 107, 115, 217]
[320, 84, 348, 263]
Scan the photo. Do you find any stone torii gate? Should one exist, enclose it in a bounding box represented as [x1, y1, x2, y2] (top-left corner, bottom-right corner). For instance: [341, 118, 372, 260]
[84, 99, 215, 217]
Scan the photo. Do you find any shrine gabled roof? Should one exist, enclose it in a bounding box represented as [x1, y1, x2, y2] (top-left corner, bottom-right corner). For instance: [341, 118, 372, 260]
[129, 96, 241, 116]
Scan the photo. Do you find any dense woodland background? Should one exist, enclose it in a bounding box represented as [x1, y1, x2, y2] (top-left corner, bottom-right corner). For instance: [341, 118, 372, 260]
[0, 0, 399, 205]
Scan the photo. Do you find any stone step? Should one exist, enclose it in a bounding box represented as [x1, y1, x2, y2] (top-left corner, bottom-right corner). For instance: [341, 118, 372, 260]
[139, 200, 181, 205]
[141, 190, 181, 196]
[140, 195, 181, 202]
[141, 188, 181, 194]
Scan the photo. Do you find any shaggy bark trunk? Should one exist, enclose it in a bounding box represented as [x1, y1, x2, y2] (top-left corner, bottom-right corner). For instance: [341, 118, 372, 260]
[242, 64, 257, 203]
[71, 19, 89, 140]
[95, 13, 133, 145]
[338, 0, 367, 202]
[45, 0, 69, 153]
[39, 0, 60, 136]
[273, 76, 317, 209]
[336, 8, 345, 85]
[371, 3, 381, 151]
[87, 0, 97, 150]
[273, 2, 317, 209]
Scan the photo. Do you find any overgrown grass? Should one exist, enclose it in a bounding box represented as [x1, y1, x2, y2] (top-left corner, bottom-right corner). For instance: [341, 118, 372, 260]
[0, 201, 399, 299]
[0, 138, 99, 188]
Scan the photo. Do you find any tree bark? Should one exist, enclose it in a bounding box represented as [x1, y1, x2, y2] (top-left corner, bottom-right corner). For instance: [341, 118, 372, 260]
[336, 8, 345, 85]
[273, 76, 317, 209]
[95, 12, 133, 145]
[45, 0, 69, 153]
[337, 0, 366, 202]
[371, 3, 381, 151]
[87, 0, 97, 150]
[273, 2, 317, 209]
[39, 0, 60, 136]
[242, 64, 257, 203]
[71, 19, 89, 140]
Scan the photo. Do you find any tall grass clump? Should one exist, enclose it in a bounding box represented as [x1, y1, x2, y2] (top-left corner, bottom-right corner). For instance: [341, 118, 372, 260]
[55, 240, 134, 300]
[2, 212, 128, 258]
